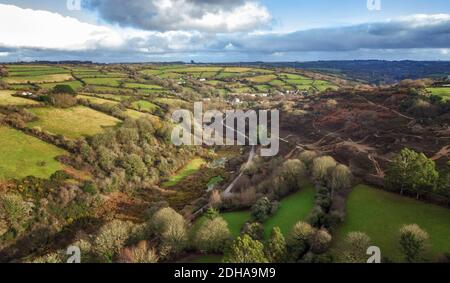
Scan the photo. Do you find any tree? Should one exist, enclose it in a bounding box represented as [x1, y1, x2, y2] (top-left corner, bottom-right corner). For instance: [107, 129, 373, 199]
[194, 217, 231, 253]
[386, 148, 439, 198]
[52, 84, 76, 95]
[312, 156, 337, 185]
[339, 232, 371, 263]
[399, 224, 430, 263]
[310, 229, 332, 254]
[279, 159, 306, 191]
[224, 234, 268, 263]
[329, 164, 352, 197]
[287, 221, 315, 262]
[151, 207, 187, 256]
[251, 197, 277, 222]
[241, 222, 264, 241]
[266, 227, 287, 263]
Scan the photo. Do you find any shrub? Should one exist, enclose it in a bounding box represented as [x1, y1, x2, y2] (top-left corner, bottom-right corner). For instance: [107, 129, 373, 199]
[93, 220, 134, 262]
[298, 151, 318, 169]
[48, 93, 78, 108]
[52, 84, 76, 95]
[151, 207, 187, 257]
[311, 156, 337, 185]
[118, 241, 159, 263]
[399, 224, 430, 263]
[251, 197, 278, 222]
[241, 222, 264, 241]
[329, 164, 352, 192]
[339, 232, 371, 263]
[279, 159, 306, 192]
[0, 193, 32, 235]
[194, 217, 231, 253]
[309, 229, 332, 254]
[223, 234, 268, 263]
[287, 221, 315, 262]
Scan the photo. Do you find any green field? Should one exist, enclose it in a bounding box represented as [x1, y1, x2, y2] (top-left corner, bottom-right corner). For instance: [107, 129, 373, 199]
[27, 106, 120, 139]
[162, 158, 206, 187]
[427, 87, 450, 100]
[124, 83, 163, 89]
[82, 77, 123, 87]
[191, 184, 315, 239]
[223, 67, 253, 73]
[38, 80, 84, 91]
[0, 90, 40, 106]
[335, 184, 450, 262]
[8, 69, 71, 77]
[123, 109, 156, 120]
[263, 183, 316, 238]
[154, 98, 189, 108]
[247, 75, 277, 83]
[78, 95, 119, 107]
[131, 100, 159, 113]
[3, 74, 73, 84]
[0, 126, 66, 180]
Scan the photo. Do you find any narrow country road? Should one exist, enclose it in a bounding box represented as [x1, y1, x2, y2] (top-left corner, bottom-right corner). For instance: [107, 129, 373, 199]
[222, 145, 255, 198]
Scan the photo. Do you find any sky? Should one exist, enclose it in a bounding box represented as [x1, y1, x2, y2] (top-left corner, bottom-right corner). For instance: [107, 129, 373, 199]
[0, 0, 450, 63]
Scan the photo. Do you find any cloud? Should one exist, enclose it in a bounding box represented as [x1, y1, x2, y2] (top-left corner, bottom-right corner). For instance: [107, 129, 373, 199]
[0, 3, 449, 63]
[0, 4, 123, 50]
[85, 0, 271, 32]
[220, 14, 450, 53]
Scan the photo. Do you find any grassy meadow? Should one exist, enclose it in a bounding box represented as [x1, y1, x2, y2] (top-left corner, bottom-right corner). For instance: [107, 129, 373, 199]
[0, 90, 40, 106]
[334, 184, 450, 262]
[27, 106, 120, 139]
[0, 126, 66, 180]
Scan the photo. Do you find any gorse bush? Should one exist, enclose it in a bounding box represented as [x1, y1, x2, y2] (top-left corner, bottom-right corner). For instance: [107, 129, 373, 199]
[0, 193, 32, 235]
[93, 220, 135, 262]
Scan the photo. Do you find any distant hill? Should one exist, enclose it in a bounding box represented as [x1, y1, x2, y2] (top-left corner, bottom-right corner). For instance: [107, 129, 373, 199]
[240, 60, 450, 85]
